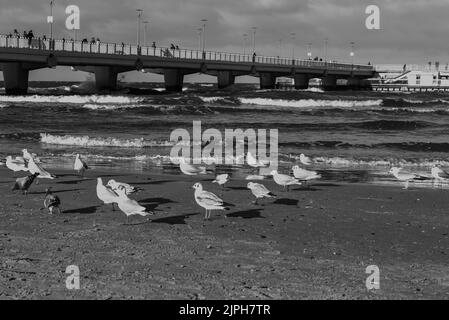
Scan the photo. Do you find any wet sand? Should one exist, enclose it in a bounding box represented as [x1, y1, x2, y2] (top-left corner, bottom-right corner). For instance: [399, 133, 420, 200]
[0, 166, 448, 299]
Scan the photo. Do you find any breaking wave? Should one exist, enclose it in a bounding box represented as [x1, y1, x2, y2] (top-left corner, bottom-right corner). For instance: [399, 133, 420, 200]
[0, 95, 143, 104]
[238, 97, 383, 108]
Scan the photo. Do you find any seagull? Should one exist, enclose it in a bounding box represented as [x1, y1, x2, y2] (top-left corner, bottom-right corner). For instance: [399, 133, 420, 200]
[44, 187, 61, 214]
[292, 165, 321, 186]
[246, 151, 268, 168]
[271, 170, 302, 191]
[212, 174, 230, 190]
[193, 182, 229, 220]
[74, 154, 89, 177]
[22, 149, 40, 163]
[96, 177, 119, 211]
[247, 182, 276, 205]
[107, 179, 140, 195]
[27, 156, 56, 183]
[12, 173, 39, 195]
[179, 158, 206, 176]
[299, 153, 312, 166]
[5, 156, 29, 176]
[389, 167, 424, 190]
[431, 166, 449, 188]
[115, 186, 152, 224]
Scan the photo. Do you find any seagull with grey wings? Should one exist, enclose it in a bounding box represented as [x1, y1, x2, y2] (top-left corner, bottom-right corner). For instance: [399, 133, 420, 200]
[193, 182, 230, 220]
[247, 182, 276, 205]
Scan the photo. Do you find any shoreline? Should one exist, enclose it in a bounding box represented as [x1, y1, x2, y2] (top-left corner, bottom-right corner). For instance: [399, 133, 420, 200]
[0, 167, 448, 299]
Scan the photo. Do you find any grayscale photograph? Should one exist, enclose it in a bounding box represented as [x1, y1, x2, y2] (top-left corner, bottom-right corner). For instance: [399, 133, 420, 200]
[0, 0, 448, 303]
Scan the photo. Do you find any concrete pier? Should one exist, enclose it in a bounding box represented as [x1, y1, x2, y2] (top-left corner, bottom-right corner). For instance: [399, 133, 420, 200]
[321, 75, 337, 90]
[164, 69, 184, 92]
[1, 62, 30, 95]
[259, 73, 276, 89]
[217, 71, 235, 89]
[294, 74, 309, 90]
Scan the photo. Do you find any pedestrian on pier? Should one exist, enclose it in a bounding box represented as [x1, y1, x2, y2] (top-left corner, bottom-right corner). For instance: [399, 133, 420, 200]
[13, 29, 19, 37]
[252, 52, 256, 63]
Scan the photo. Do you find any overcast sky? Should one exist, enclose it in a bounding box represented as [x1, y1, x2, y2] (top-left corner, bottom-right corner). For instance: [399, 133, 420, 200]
[1, 0, 448, 81]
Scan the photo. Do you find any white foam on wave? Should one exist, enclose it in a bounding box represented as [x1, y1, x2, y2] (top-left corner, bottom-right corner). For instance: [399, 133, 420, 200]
[82, 103, 144, 110]
[40, 133, 174, 148]
[0, 95, 143, 104]
[239, 97, 383, 108]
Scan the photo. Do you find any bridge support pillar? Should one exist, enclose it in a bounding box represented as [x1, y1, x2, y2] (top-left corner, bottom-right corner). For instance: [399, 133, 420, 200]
[94, 66, 118, 90]
[217, 71, 235, 89]
[321, 75, 337, 91]
[1, 63, 29, 95]
[164, 69, 184, 92]
[294, 74, 309, 90]
[347, 78, 362, 90]
[259, 73, 276, 89]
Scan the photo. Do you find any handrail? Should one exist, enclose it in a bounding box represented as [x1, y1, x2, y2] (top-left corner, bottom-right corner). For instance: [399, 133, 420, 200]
[0, 34, 374, 72]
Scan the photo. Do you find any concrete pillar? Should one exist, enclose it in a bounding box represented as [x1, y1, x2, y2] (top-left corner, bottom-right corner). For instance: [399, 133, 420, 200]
[217, 71, 235, 89]
[347, 77, 362, 90]
[259, 73, 276, 89]
[1, 63, 29, 95]
[164, 69, 184, 92]
[321, 75, 337, 91]
[94, 66, 118, 90]
[294, 74, 309, 90]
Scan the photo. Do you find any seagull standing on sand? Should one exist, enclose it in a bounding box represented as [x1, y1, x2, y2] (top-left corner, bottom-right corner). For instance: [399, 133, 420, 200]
[107, 179, 140, 195]
[212, 174, 230, 190]
[27, 156, 56, 183]
[44, 187, 61, 214]
[12, 173, 39, 195]
[74, 154, 89, 177]
[193, 182, 229, 220]
[5, 156, 29, 176]
[389, 167, 423, 190]
[299, 153, 312, 166]
[271, 170, 302, 191]
[115, 186, 152, 224]
[292, 165, 321, 186]
[96, 177, 119, 211]
[247, 182, 276, 205]
[431, 166, 449, 188]
[179, 158, 207, 176]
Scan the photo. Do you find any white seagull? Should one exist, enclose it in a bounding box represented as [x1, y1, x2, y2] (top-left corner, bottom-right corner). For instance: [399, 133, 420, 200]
[271, 170, 302, 191]
[431, 166, 449, 188]
[299, 153, 312, 166]
[389, 167, 423, 190]
[74, 154, 89, 177]
[247, 182, 276, 205]
[246, 151, 268, 168]
[22, 149, 41, 163]
[179, 158, 207, 176]
[115, 186, 151, 224]
[5, 156, 29, 175]
[212, 174, 230, 189]
[27, 156, 56, 183]
[292, 165, 321, 185]
[96, 177, 119, 211]
[193, 182, 228, 220]
[107, 179, 139, 195]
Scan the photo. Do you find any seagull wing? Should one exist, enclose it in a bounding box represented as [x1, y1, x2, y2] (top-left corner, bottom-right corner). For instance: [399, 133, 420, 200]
[197, 191, 224, 206]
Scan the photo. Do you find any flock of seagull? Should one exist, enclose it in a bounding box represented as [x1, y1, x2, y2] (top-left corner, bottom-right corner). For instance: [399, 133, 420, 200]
[3, 149, 449, 222]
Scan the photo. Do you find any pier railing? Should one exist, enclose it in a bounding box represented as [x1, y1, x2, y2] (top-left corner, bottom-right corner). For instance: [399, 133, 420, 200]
[0, 34, 374, 72]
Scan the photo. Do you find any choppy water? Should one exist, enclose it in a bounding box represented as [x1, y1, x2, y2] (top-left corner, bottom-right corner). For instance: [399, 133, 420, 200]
[1, 81, 449, 186]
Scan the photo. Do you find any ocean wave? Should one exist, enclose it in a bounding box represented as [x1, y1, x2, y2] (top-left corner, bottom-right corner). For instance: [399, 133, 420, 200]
[40, 133, 174, 148]
[281, 141, 449, 152]
[0, 95, 143, 104]
[82, 103, 144, 110]
[238, 97, 383, 108]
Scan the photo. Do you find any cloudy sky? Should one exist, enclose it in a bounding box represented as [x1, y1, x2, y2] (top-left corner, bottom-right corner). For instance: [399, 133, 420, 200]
[1, 0, 448, 81]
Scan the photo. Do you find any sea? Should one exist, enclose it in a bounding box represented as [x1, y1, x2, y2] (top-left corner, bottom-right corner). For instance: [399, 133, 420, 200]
[1, 81, 449, 187]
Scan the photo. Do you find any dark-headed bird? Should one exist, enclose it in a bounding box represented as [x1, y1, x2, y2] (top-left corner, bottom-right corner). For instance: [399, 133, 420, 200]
[44, 187, 61, 214]
[12, 173, 39, 195]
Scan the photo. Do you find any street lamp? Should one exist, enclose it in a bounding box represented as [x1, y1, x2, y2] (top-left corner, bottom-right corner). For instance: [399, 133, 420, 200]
[143, 20, 149, 47]
[201, 18, 208, 53]
[307, 42, 312, 59]
[136, 9, 143, 47]
[324, 37, 328, 62]
[290, 32, 296, 60]
[350, 41, 355, 64]
[251, 27, 257, 55]
[47, 1, 55, 39]
[197, 28, 203, 51]
[243, 33, 248, 55]
[278, 39, 283, 57]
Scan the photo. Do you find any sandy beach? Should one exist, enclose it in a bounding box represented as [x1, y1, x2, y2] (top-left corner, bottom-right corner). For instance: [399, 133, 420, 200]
[0, 166, 448, 299]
